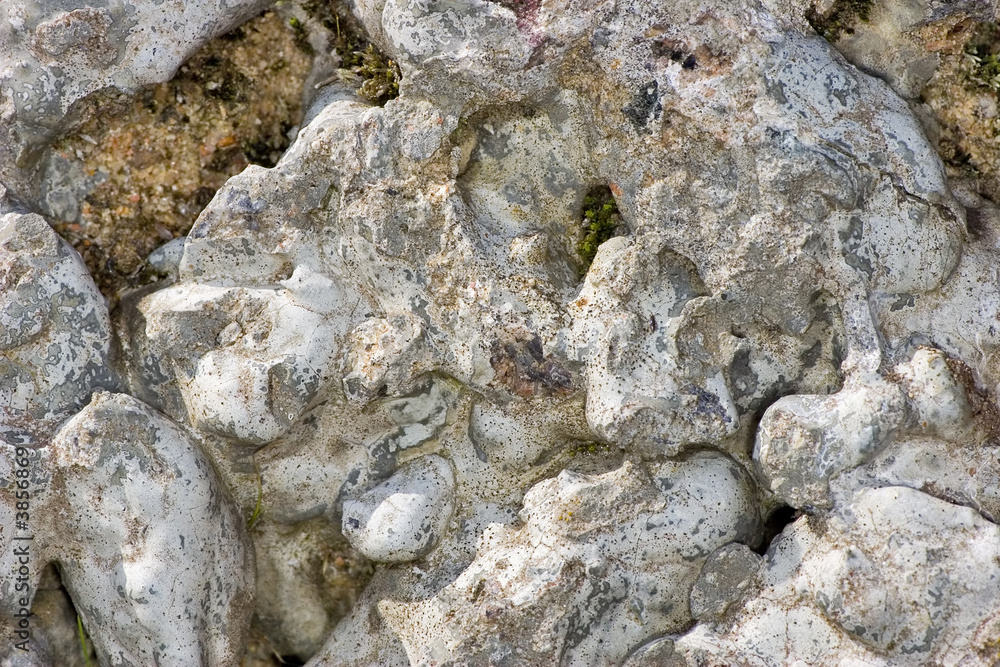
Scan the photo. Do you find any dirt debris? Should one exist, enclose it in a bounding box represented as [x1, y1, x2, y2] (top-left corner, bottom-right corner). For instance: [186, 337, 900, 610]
[49, 8, 312, 302]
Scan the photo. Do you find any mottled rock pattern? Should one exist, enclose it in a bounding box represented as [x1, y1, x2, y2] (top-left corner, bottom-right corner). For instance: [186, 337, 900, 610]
[3, 0, 1000, 665]
[354, 455, 758, 666]
[0, 212, 116, 446]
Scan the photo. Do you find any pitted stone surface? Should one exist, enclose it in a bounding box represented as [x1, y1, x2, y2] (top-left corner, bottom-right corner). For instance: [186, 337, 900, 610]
[319, 455, 759, 666]
[754, 375, 908, 509]
[4, 0, 1000, 664]
[50, 393, 254, 667]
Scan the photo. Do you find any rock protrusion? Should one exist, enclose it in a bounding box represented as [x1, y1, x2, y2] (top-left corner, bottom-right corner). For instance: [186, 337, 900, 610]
[342, 454, 455, 563]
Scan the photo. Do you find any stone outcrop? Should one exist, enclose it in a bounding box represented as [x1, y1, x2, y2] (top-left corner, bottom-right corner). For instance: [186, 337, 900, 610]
[3, 0, 1000, 664]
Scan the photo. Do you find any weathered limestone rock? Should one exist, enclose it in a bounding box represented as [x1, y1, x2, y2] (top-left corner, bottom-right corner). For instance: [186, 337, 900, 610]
[50, 393, 255, 666]
[674, 486, 1000, 666]
[342, 454, 455, 563]
[755, 375, 908, 509]
[124, 271, 350, 445]
[4, 0, 1000, 664]
[0, 392, 253, 666]
[804, 0, 998, 100]
[0, 212, 115, 446]
[571, 237, 741, 455]
[316, 454, 759, 666]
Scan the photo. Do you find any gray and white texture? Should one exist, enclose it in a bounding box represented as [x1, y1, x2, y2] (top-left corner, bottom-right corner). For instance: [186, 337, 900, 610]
[3, 0, 1000, 665]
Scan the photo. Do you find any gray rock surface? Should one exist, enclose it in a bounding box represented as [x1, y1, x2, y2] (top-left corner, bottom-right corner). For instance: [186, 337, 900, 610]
[755, 374, 907, 509]
[689, 543, 763, 622]
[674, 486, 1000, 666]
[3, 0, 1000, 664]
[0, 211, 115, 446]
[817, 0, 997, 100]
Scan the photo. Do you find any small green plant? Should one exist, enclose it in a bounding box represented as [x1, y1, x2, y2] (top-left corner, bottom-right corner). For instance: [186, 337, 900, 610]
[313, 6, 401, 105]
[353, 44, 402, 105]
[966, 52, 1000, 91]
[964, 23, 1000, 93]
[247, 457, 264, 530]
[805, 0, 874, 42]
[77, 614, 92, 667]
[577, 186, 621, 273]
[287, 15, 313, 54]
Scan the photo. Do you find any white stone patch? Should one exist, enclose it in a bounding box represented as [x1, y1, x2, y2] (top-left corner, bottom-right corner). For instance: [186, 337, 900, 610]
[342, 454, 455, 563]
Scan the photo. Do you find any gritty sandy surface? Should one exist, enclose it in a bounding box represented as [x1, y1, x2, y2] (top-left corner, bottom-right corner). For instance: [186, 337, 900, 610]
[919, 20, 1000, 205]
[49, 8, 311, 301]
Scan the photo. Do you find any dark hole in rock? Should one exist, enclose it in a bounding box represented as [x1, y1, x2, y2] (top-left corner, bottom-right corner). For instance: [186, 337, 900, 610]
[805, 0, 873, 42]
[30, 563, 98, 666]
[754, 504, 800, 555]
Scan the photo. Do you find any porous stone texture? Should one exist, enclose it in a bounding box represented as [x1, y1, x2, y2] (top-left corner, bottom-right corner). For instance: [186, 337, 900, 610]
[4, 0, 1000, 665]
[673, 486, 1000, 666]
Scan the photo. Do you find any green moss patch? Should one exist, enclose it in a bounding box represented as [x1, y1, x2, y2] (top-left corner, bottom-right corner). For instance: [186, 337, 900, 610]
[805, 0, 874, 42]
[964, 22, 1000, 93]
[351, 44, 402, 105]
[300, 0, 401, 105]
[577, 186, 621, 274]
